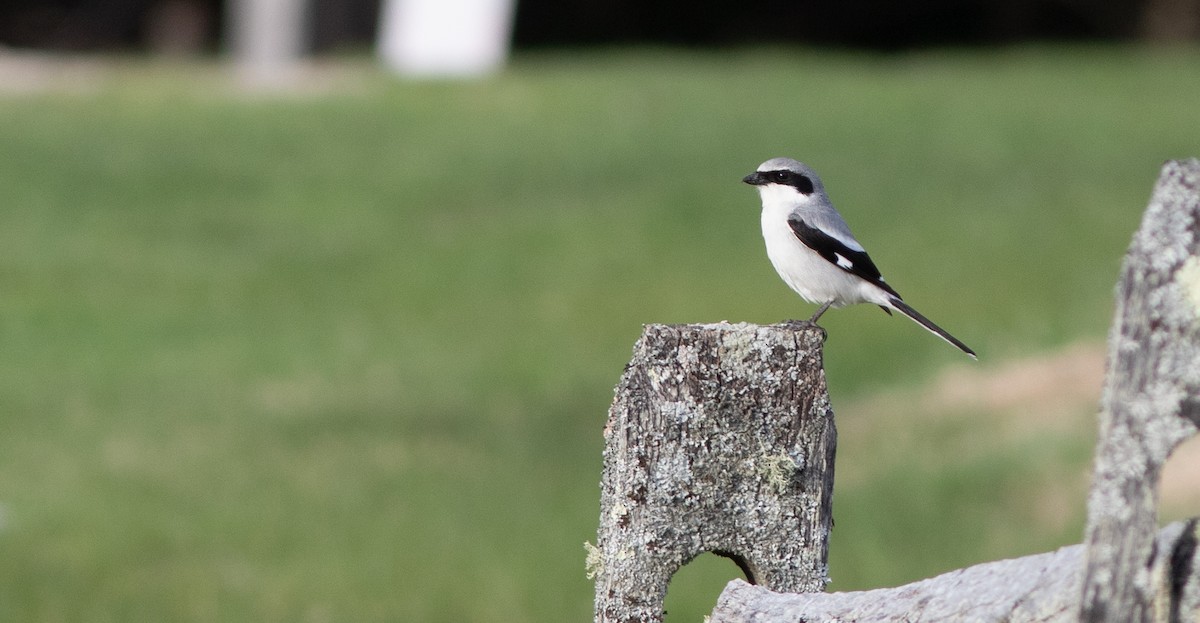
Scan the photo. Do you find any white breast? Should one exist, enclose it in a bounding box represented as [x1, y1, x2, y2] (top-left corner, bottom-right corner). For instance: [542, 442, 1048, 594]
[760, 203, 883, 308]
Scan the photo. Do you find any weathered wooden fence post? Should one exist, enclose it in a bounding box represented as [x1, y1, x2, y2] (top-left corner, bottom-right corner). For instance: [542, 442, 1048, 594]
[1079, 158, 1200, 622]
[591, 322, 835, 623]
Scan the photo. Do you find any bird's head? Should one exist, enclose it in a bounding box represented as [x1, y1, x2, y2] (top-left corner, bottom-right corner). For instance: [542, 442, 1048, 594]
[742, 157, 825, 206]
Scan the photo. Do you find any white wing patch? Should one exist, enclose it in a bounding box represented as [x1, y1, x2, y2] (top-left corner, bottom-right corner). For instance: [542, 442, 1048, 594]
[834, 253, 854, 270]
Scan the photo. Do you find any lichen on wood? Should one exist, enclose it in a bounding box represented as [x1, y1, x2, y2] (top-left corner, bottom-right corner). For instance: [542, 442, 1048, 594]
[592, 322, 836, 623]
[1079, 159, 1200, 622]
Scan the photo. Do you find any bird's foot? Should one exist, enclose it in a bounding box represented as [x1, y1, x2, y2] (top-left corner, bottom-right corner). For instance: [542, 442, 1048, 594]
[782, 318, 814, 329]
[781, 319, 827, 339]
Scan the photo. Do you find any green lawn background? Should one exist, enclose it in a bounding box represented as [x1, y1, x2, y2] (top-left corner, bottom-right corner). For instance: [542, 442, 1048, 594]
[0, 46, 1198, 622]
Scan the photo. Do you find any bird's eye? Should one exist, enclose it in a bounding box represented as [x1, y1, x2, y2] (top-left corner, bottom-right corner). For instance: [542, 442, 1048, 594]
[772, 171, 789, 182]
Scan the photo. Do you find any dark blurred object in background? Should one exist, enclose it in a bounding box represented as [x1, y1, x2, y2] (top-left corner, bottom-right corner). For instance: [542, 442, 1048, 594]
[514, 0, 1145, 49]
[0, 0, 222, 53]
[0, 0, 1196, 55]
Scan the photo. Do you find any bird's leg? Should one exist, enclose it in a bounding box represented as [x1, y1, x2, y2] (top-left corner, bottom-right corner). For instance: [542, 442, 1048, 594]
[808, 300, 834, 323]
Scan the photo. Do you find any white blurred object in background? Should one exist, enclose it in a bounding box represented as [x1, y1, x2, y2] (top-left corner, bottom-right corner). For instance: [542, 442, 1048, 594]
[377, 0, 516, 77]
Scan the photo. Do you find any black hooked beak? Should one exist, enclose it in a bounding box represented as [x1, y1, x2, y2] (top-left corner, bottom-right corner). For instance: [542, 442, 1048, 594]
[742, 171, 766, 185]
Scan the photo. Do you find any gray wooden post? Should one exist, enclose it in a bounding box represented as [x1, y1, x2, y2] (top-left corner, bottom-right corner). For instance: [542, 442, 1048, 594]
[1079, 158, 1200, 622]
[591, 322, 836, 623]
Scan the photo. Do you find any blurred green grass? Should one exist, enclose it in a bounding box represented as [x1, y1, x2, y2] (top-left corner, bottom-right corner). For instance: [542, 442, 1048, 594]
[0, 46, 1198, 622]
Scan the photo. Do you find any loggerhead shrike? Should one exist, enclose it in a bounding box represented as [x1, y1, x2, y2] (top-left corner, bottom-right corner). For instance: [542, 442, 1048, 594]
[743, 157, 976, 358]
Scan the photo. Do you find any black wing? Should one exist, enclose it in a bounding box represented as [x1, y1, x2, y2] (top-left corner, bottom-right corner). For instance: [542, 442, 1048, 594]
[787, 215, 901, 299]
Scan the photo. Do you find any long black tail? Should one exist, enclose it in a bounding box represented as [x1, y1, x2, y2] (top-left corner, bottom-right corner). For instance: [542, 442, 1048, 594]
[887, 296, 977, 359]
